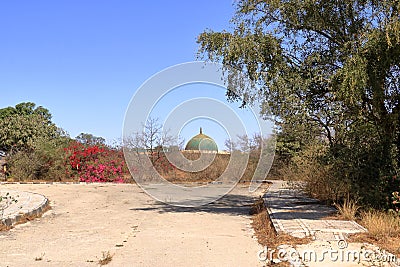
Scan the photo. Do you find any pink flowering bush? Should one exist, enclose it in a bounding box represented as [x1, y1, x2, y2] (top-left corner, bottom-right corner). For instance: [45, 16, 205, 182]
[64, 142, 127, 183]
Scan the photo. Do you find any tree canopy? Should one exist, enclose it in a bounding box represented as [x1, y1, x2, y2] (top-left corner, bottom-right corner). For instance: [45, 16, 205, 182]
[75, 133, 106, 146]
[199, 0, 400, 140]
[198, 0, 400, 207]
[0, 102, 58, 151]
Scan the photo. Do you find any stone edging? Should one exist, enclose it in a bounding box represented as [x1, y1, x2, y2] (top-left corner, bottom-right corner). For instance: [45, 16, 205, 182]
[1, 191, 49, 227]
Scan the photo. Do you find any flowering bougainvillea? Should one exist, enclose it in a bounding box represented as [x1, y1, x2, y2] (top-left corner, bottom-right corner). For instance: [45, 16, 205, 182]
[64, 142, 127, 183]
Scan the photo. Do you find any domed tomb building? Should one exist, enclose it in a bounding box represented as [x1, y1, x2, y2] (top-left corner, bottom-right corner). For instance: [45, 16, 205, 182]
[185, 128, 218, 152]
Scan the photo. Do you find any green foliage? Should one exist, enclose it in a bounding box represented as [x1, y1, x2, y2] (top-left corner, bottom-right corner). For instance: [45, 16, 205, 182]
[0, 107, 16, 119]
[7, 136, 71, 181]
[198, 0, 400, 207]
[1, 102, 72, 181]
[1, 102, 52, 121]
[0, 102, 127, 183]
[198, 0, 400, 143]
[0, 114, 58, 151]
[0, 102, 57, 151]
[75, 133, 106, 146]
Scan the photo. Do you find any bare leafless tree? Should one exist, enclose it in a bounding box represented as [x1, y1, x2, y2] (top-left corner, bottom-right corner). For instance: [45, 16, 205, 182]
[123, 117, 183, 181]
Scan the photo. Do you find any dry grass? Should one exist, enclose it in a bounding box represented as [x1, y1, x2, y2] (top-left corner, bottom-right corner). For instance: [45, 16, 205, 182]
[322, 202, 400, 258]
[360, 210, 400, 239]
[0, 223, 12, 231]
[157, 152, 266, 183]
[350, 210, 400, 257]
[334, 198, 360, 221]
[249, 196, 265, 215]
[98, 251, 114, 266]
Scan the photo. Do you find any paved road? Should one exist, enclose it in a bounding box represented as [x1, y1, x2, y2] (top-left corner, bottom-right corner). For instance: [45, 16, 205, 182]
[0, 183, 264, 267]
[264, 180, 367, 240]
[264, 181, 399, 267]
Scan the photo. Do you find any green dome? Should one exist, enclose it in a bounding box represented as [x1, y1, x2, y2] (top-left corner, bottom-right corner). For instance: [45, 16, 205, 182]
[185, 128, 218, 152]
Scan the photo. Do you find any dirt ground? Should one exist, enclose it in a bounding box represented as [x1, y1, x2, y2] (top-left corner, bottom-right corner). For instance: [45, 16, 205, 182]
[0, 183, 265, 267]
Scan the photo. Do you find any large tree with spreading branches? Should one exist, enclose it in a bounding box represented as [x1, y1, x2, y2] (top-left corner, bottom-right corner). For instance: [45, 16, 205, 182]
[198, 0, 400, 206]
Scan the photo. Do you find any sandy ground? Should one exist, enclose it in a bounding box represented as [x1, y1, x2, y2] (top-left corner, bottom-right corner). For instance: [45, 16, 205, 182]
[0, 183, 265, 267]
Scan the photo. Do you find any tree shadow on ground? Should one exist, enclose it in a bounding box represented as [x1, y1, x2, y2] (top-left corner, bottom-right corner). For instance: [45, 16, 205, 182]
[129, 193, 257, 216]
[265, 191, 337, 220]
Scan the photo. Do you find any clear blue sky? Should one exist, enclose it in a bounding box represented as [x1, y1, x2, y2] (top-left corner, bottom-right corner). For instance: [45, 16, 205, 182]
[0, 1, 270, 148]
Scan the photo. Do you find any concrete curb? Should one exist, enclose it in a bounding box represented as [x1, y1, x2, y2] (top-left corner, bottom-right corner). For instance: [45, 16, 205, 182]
[1, 191, 49, 227]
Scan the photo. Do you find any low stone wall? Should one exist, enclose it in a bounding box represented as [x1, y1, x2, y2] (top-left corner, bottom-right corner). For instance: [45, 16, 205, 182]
[0, 190, 49, 227]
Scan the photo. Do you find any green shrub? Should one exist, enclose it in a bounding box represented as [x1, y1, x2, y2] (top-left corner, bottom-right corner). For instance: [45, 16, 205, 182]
[7, 137, 69, 181]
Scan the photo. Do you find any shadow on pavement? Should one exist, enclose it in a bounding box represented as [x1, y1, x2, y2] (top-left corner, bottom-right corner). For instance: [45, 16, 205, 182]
[130, 193, 256, 216]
